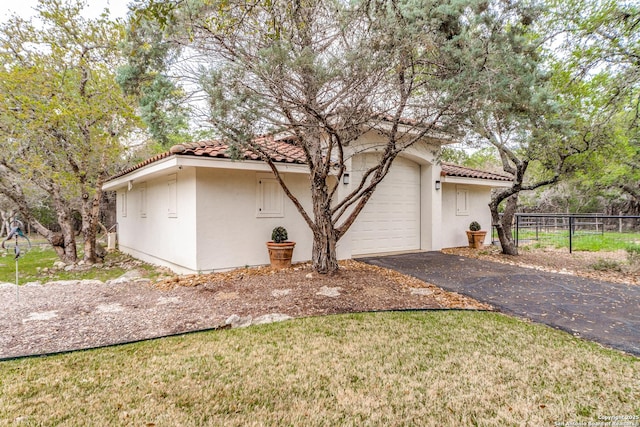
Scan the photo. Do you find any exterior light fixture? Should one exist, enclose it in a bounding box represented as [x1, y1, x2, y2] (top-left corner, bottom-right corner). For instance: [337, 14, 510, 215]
[435, 180, 441, 190]
[343, 173, 350, 185]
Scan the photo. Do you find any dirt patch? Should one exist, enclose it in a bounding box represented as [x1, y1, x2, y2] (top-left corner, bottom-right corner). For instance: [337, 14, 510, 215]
[0, 260, 490, 359]
[443, 246, 639, 285]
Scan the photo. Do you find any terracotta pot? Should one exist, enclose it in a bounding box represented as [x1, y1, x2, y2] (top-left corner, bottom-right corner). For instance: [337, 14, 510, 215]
[266, 241, 296, 269]
[466, 231, 487, 249]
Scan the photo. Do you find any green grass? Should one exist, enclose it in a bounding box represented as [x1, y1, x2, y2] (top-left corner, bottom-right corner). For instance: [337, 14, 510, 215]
[0, 311, 637, 426]
[0, 244, 154, 284]
[517, 230, 640, 252]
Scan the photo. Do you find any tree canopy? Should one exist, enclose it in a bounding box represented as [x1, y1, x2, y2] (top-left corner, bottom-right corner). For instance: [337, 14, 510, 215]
[0, 0, 140, 262]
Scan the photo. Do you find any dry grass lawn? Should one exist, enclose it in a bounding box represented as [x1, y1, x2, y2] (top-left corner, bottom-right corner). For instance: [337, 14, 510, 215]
[0, 311, 637, 426]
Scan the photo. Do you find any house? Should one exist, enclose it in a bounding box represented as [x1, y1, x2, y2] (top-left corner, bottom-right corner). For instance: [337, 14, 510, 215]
[103, 131, 512, 274]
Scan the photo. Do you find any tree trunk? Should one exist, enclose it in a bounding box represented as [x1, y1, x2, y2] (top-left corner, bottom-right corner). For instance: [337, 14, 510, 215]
[310, 164, 340, 274]
[81, 185, 104, 264]
[56, 210, 78, 263]
[490, 193, 519, 256]
[50, 186, 78, 263]
[312, 221, 339, 274]
[0, 209, 16, 237]
[1, 184, 77, 262]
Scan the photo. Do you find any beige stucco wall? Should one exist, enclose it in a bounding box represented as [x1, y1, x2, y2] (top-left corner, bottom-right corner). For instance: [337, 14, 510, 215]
[193, 168, 317, 272]
[116, 167, 199, 273]
[111, 160, 355, 273]
[440, 182, 493, 249]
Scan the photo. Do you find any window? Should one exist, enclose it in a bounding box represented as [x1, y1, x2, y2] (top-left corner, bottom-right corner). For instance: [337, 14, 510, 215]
[256, 174, 284, 218]
[167, 174, 177, 218]
[139, 183, 147, 218]
[120, 192, 127, 218]
[456, 186, 469, 216]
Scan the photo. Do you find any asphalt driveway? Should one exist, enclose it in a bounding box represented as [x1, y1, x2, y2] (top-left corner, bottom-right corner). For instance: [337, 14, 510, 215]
[359, 251, 640, 356]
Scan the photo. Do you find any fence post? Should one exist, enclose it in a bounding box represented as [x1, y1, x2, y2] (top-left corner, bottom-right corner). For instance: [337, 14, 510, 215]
[515, 214, 519, 248]
[569, 216, 573, 254]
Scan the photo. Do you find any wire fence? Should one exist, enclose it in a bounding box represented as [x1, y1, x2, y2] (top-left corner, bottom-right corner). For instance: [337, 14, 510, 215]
[499, 214, 640, 253]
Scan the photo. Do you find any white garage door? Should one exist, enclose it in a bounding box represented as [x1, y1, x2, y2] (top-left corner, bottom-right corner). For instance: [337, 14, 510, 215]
[350, 155, 421, 255]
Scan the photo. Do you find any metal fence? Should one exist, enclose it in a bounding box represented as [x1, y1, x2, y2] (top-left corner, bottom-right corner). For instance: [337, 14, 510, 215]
[508, 213, 640, 253]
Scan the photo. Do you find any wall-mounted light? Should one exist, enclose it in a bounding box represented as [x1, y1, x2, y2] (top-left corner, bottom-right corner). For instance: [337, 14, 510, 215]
[343, 173, 350, 185]
[435, 180, 441, 190]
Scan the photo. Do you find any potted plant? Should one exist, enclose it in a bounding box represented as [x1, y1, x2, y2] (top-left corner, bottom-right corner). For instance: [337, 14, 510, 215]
[466, 221, 487, 249]
[266, 226, 296, 269]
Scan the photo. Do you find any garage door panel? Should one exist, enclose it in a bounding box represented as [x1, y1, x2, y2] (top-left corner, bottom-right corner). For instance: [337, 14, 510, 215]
[350, 156, 420, 255]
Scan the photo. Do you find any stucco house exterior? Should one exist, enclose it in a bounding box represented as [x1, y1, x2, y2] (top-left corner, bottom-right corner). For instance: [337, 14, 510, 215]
[103, 131, 511, 274]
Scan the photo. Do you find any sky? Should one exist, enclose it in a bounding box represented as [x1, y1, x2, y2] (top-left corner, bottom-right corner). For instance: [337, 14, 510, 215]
[0, 0, 132, 22]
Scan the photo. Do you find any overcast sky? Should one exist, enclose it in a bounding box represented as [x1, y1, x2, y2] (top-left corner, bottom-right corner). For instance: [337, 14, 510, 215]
[0, 0, 132, 22]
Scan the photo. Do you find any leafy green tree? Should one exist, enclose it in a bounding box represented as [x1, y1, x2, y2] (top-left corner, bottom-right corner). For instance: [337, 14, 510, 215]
[0, 0, 139, 262]
[117, 11, 192, 148]
[440, 146, 502, 172]
[546, 0, 640, 211]
[460, 0, 638, 255]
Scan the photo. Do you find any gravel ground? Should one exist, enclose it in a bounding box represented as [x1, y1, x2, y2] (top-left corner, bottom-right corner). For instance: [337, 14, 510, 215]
[0, 260, 490, 359]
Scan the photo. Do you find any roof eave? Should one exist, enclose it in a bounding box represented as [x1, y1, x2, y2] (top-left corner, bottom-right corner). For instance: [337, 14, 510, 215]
[441, 175, 512, 188]
[103, 155, 309, 191]
[103, 156, 179, 191]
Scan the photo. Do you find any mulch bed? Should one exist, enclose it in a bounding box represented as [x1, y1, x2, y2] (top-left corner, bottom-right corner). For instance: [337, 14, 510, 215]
[0, 260, 490, 360]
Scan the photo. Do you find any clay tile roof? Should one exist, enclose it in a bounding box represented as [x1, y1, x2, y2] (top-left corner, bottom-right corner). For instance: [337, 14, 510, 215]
[169, 135, 306, 163]
[441, 162, 512, 182]
[107, 135, 305, 181]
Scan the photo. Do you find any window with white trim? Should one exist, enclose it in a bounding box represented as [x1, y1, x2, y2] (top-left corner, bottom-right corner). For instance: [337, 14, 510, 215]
[167, 174, 178, 218]
[456, 186, 469, 216]
[256, 174, 284, 218]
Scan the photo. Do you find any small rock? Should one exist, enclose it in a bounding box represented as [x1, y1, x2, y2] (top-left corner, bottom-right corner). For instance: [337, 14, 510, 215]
[23, 311, 58, 323]
[253, 313, 292, 325]
[305, 273, 314, 279]
[45, 279, 103, 287]
[106, 269, 145, 285]
[23, 281, 43, 287]
[316, 286, 341, 298]
[96, 303, 124, 313]
[64, 265, 75, 272]
[225, 314, 253, 328]
[78, 260, 86, 266]
[410, 288, 434, 296]
[271, 289, 291, 297]
[53, 261, 66, 269]
[157, 296, 182, 305]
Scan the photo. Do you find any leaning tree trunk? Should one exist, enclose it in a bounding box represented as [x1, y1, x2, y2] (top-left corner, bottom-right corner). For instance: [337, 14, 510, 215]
[490, 193, 519, 256]
[0, 209, 16, 237]
[50, 186, 78, 263]
[55, 208, 78, 263]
